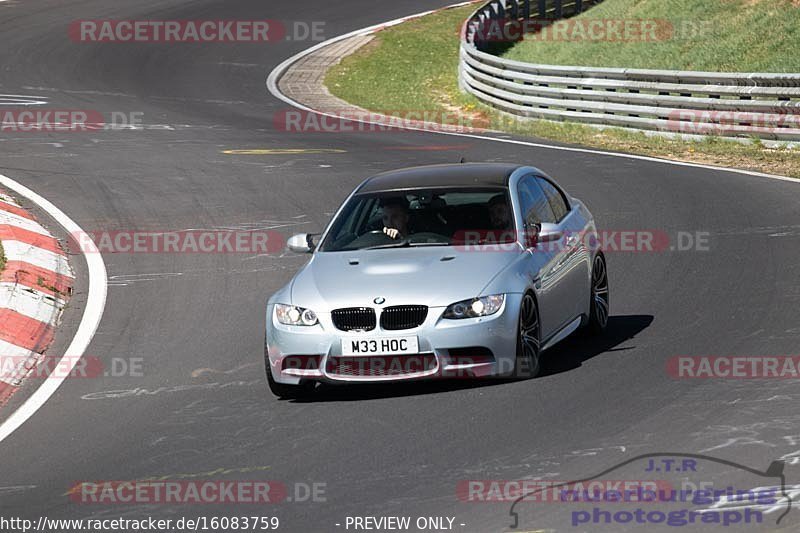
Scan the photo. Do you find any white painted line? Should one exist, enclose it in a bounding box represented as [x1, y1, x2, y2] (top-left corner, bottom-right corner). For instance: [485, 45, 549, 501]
[0, 339, 35, 359]
[0, 340, 41, 387]
[0, 340, 37, 386]
[0, 174, 107, 443]
[0, 97, 48, 106]
[0, 240, 72, 277]
[0, 282, 64, 321]
[0, 210, 52, 236]
[0, 338, 40, 387]
[265, 2, 800, 186]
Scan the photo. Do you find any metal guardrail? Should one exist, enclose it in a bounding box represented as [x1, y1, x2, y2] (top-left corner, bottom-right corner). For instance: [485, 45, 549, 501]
[459, 0, 800, 141]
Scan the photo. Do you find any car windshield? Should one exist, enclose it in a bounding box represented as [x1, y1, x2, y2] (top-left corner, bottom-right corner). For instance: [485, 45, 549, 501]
[319, 188, 517, 252]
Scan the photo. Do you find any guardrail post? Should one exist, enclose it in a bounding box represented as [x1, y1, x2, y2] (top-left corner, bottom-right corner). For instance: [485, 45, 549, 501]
[508, 0, 518, 19]
[458, 44, 467, 92]
[537, 0, 545, 18]
[523, 0, 531, 20]
[576, 0, 583, 12]
[554, 0, 563, 18]
[495, 0, 505, 19]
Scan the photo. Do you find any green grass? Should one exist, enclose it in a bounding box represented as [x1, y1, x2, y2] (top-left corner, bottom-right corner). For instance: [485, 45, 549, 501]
[503, 0, 800, 72]
[326, 5, 473, 113]
[0, 241, 5, 273]
[326, 2, 800, 178]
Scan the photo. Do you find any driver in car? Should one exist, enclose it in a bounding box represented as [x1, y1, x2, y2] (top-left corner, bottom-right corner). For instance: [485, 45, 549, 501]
[381, 196, 411, 239]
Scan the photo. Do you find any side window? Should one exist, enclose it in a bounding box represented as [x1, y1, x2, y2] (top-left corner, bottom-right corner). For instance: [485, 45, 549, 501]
[537, 177, 570, 222]
[517, 176, 555, 230]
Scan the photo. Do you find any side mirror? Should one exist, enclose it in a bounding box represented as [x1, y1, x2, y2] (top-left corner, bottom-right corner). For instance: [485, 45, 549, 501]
[287, 233, 317, 253]
[537, 223, 563, 244]
[521, 223, 562, 249]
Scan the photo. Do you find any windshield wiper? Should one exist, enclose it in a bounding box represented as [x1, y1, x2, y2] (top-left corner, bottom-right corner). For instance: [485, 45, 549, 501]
[363, 239, 450, 250]
[363, 239, 411, 250]
[469, 239, 517, 245]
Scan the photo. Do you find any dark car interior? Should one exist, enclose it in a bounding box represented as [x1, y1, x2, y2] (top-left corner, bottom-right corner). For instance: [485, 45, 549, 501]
[322, 188, 517, 251]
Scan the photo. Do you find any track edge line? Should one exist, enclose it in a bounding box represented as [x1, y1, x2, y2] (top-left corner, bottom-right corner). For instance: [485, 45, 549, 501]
[0, 173, 108, 443]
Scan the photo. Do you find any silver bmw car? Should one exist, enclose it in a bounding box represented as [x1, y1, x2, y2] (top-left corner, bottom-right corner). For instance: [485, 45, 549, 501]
[265, 163, 608, 398]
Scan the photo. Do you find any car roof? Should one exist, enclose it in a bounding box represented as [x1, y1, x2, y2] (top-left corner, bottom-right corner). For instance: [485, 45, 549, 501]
[356, 163, 522, 194]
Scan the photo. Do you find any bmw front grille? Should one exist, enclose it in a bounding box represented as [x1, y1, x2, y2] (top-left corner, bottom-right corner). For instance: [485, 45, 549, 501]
[331, 307, 376, 331]
[379, 305, 428, 330]
[331, 305, 428, 332]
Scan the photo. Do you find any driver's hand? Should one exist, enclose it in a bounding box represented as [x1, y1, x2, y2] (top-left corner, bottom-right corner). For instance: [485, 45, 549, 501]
[383, 227, 400, 239]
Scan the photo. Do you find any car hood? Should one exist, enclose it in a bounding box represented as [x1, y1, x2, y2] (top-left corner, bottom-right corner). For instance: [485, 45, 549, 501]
[290, 246, 521, 310]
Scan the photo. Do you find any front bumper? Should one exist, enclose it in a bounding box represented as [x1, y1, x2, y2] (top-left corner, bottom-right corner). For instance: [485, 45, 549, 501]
[265, 294, 521, 384]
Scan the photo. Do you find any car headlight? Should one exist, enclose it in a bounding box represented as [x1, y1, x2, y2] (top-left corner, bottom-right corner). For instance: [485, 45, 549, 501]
[275, 304, 319, 326]
[443, 294, 504, 319]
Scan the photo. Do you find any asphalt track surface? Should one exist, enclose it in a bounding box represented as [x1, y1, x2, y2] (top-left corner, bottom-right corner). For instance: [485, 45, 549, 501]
[1, 1, 800, 532]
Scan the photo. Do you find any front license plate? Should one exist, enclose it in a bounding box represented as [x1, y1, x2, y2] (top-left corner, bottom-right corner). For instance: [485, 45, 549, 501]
[341, 336, 419, 356]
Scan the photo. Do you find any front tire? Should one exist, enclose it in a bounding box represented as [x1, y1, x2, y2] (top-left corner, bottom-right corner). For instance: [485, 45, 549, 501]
[265, 338, 316, 399]
[266, 367, 315, 399]
[586, 253, 610, 335]
[514, 292, 541, 379]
